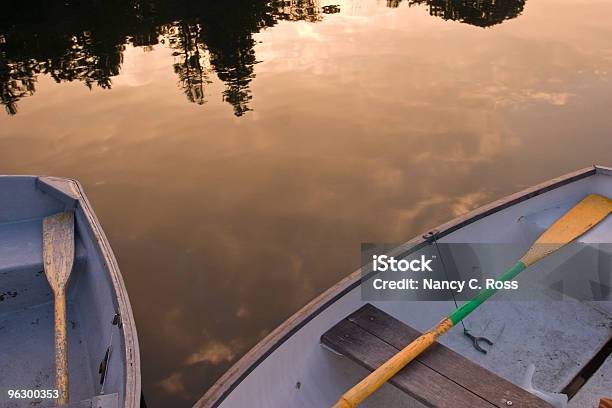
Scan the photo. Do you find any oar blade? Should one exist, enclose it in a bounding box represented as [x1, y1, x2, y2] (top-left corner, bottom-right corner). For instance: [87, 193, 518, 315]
[43, 212, 75, 292]
[522, 194, 612, 266]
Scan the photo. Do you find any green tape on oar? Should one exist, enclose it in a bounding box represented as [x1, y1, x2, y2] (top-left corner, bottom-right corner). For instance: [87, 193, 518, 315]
[449, 261, 525, 325]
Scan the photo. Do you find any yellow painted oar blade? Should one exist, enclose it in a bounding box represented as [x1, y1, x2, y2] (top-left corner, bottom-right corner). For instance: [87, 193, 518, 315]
[521, 194, 612, 266]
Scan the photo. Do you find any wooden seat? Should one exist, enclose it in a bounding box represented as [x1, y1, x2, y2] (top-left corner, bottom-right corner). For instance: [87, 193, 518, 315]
[321, 304, 553, 408]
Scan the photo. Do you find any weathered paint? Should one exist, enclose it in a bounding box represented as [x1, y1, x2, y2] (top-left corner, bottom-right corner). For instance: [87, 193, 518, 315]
[53, 292, 69, 404]
[43, 212, 75, 405]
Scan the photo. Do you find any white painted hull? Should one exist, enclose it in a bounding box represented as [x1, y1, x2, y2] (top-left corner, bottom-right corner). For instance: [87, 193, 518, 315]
[196, 166, 612, 408]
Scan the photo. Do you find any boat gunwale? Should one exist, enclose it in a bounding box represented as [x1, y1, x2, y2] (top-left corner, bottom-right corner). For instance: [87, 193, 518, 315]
[195, 164, 607, 408]
[37, 176, 142, 408]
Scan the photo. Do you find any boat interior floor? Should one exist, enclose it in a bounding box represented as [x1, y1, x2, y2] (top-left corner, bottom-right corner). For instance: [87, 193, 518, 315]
[50, 393, 119, 408]
[0, 218, 100, 407]
[568, 352, 612, 408]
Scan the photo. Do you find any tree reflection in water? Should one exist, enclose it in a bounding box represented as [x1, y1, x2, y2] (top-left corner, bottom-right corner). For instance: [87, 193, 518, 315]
[0, 0, 524, 116]
[388, 0, 525, 27]
[162, 23, 210, 106]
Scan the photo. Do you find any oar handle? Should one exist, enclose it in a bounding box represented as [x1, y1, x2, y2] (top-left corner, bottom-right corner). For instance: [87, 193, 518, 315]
[331, 318, 453, 408]
[332, 261, 528, 408]
[54, 290, 69, 405]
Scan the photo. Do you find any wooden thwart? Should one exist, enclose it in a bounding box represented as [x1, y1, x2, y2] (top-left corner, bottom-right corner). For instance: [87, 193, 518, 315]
[321, 304, 553, 408]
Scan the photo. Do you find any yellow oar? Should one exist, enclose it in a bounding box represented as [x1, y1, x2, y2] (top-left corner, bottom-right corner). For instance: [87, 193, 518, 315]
[43, 212, 75, 405]
[333, 194, 612, 408]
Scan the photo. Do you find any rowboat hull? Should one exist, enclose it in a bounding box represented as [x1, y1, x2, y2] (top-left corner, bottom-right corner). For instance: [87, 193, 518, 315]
[196, 166, 612, 408]
[0, 176, 140, 408]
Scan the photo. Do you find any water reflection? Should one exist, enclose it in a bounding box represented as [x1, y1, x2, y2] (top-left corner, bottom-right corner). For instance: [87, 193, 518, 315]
[163, 24, 210, 106]
[2, 0, 612, 406]
[272, 0, 340, 22]
[389, 0, 525, 27]
[0, 0, 524, 116]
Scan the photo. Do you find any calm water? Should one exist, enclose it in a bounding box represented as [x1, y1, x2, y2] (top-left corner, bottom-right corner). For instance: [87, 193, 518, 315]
[2, 0, 612, 406]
